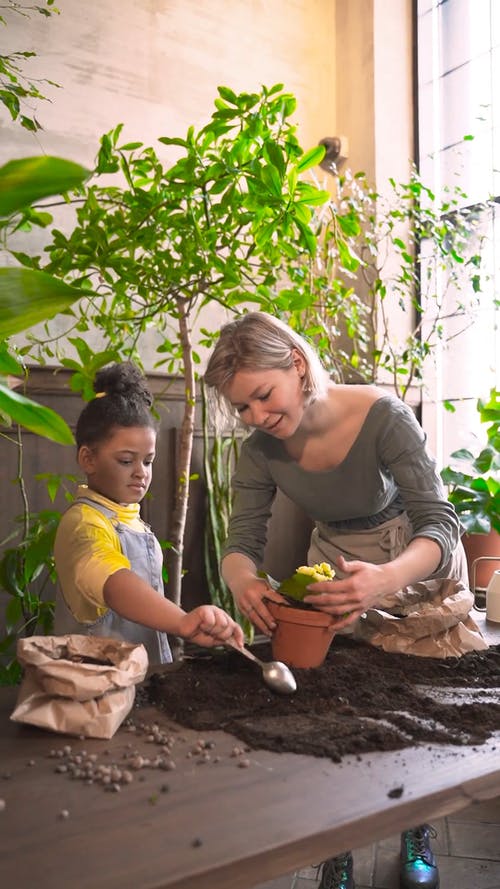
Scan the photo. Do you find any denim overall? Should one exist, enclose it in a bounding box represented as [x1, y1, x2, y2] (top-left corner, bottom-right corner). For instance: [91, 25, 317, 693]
[55, 497, 172, 665]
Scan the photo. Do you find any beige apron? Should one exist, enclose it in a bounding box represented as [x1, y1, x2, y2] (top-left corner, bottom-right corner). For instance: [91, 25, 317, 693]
[308, 513, 487, 658]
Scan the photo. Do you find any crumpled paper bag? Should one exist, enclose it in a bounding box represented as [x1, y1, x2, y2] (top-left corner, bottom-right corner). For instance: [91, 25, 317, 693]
[351, 582, 489, 658]
[10, 635, 148, 738]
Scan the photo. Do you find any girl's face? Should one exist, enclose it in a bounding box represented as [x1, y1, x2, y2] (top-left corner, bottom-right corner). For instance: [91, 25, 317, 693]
[78, 425, 156, 505]
[225, 353, 306, 439]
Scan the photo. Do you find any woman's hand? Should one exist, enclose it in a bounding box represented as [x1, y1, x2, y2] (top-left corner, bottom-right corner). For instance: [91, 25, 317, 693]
[179, 605, 245, 648]
[232, 578, 286, 637]
[302, 555, 395, 629]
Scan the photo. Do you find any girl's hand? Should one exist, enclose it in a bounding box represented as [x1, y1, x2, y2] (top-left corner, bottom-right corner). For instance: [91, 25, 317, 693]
[179, 605, 245, 648]
[303, 555, 394, 630]
[233, 578, 286, 637]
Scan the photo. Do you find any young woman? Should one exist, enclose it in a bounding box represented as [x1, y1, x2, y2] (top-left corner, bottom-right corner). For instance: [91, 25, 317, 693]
[204, 311, 486, 889]
[54, 362, 243, 665]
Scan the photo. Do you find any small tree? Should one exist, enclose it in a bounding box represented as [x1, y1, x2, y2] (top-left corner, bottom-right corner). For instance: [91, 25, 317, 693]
[16, 85, 329, 611]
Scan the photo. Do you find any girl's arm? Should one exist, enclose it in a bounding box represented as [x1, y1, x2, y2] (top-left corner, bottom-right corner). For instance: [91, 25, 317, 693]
[104, 569, 244, 647]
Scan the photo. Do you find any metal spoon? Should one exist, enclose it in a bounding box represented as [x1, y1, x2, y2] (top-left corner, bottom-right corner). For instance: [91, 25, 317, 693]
[227, 639, 297, 694]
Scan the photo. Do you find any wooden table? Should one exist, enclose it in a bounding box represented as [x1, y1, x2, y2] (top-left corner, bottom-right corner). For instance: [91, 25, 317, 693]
[1, 619, 499, 889]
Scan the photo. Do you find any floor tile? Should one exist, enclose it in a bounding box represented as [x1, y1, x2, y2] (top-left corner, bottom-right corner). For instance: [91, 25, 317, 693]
[294, 865, 322, 879]
[436, 854, 500, 888]
[448, 820, 500, 860]
[372, 843, 402, 889]
[250, 874, 294, 889]
[352, 843, 376, 885]
[292, 880, 319, 889]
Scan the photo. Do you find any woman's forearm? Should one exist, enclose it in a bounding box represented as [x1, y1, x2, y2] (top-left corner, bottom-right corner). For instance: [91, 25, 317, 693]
[383, 536, 442, 593]
[221, 552, 259, 598]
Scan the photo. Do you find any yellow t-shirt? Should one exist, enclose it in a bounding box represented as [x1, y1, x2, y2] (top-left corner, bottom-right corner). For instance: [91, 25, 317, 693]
[54, 485, 148, 623]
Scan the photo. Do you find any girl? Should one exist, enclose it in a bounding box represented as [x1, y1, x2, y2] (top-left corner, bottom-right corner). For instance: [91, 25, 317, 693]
[54, 362, 243, 664]
[204, 311, 486, 889]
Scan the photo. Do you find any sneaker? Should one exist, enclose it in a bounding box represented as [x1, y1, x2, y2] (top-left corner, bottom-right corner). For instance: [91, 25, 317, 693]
[400, 824, 440, 888]
[318, 852, 355, 889]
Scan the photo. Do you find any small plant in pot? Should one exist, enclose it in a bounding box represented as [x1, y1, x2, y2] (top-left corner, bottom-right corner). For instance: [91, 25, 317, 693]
[266, 563, 338, 669]
[440, 388, 500, 590]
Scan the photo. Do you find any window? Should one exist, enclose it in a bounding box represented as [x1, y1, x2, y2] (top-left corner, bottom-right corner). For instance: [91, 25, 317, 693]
[417, 0, 499, 465]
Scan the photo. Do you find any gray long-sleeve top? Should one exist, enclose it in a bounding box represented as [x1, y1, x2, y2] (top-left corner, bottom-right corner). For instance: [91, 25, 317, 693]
[222, 395, 460, 571]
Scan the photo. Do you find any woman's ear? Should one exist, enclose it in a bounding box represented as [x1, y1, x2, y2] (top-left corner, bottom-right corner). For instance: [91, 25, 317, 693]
[291, 348, 306, 376]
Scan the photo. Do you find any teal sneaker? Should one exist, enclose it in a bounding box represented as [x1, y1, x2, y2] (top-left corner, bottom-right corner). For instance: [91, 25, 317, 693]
[318, 852, 354, 889]
[400, 824, 439, 888]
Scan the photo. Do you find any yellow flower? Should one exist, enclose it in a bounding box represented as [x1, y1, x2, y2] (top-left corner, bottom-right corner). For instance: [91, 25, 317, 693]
[297, 562, 336, 583]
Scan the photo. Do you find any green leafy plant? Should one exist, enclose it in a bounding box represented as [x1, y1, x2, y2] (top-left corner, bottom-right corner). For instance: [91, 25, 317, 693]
[15, 84, 329, 614]
[0, 154, 90, 683]
[441, 389, 500, 535]
[0, 463, 77, 684]
[0, 508, 60, 685]
[283, 165, 488, 399]
[201, 379, 255, 637]
[0, 0, 60, 132]
[0, 154, 91, 442]
[278, 562, 335, 609]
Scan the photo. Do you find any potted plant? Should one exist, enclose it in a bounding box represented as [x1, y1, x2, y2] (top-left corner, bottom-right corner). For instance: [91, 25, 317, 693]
[441, 388, 500, 589]
[264, 563, 338, 669]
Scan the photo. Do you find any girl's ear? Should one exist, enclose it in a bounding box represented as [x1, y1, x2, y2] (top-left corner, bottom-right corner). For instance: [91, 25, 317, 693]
[78, 445, 95, 474]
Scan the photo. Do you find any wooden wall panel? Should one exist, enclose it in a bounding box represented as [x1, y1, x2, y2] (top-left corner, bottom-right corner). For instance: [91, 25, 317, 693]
[0, 368, 312, 628]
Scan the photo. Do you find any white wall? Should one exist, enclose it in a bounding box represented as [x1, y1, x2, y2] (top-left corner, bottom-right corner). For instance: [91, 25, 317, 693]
[2, 0, 336, 168]
[2, 0, 339, 365]
[2, 0, 416, 375]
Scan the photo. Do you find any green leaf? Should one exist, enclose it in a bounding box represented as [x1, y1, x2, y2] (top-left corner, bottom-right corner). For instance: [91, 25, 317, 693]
[0, 383, 74, 444]
[118, 142, 143, 151]
[217, 86, 238, 105]
[0, 345, 23, 375]
[0, 156, 90, 217]
[260, 164, 283, 197]
[5, 597, 23, 632]
[278, 572, 314, 601]
[0, 268, 88, 337]
[296, 145, 326, 173]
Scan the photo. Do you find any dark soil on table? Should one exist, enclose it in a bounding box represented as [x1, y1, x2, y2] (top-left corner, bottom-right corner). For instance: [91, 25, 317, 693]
[147, 637, 500, 763]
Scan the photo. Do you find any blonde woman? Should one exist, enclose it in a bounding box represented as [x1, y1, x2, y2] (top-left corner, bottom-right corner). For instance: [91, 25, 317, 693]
[205, 311, 486, 889]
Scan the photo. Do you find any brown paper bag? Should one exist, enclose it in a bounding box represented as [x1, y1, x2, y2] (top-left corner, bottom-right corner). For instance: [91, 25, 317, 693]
[352, 582, 489, 658]
[11, 635, 148, 739]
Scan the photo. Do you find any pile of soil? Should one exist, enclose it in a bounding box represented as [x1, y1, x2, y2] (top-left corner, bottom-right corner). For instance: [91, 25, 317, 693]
[147, 637, 500, 762]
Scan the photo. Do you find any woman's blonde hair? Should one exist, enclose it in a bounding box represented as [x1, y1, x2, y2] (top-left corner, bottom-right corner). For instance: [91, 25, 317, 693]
[204, 312, 330, 421]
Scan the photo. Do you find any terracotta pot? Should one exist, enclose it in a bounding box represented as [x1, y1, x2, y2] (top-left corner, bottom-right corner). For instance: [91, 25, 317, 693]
[266, 600, 336, 669]
[462, 530, 500, 590]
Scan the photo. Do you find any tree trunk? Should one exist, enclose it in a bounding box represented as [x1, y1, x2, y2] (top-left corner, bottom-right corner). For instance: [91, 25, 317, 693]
[165, 297, 196, 610]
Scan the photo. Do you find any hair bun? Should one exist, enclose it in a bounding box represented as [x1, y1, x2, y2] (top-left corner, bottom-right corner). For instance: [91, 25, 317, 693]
[93, 362, 153, 407]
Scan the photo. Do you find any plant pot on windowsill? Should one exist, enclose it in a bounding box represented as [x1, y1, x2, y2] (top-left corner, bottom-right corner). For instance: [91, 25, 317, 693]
[440, 389, 500, 595]
[461, 528, 500, 590]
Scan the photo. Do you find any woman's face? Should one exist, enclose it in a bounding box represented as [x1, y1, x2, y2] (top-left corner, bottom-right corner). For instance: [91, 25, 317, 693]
[78, 425, 156, 505]
[225, 355, 306, 439]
